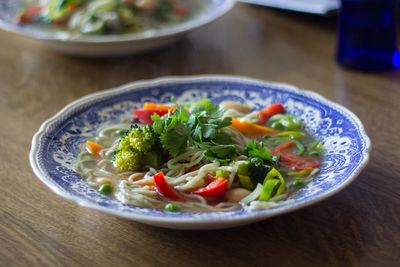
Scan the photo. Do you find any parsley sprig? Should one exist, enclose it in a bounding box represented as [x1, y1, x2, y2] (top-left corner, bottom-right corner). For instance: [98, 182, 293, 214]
[151, 99, 237, 163]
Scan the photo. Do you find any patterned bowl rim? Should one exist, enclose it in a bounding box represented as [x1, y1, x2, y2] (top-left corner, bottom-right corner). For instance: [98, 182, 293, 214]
[29, 75, 371, 225]
[0, 0, 235, 43]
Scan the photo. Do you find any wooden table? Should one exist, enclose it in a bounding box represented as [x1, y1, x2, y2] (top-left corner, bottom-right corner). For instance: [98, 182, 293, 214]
[1, 3, 399, 266]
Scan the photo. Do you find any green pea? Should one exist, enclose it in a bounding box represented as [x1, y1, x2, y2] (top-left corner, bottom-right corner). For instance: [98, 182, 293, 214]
[292, 179, 305, 188]
[99, 184, 113, 194]
[164, 203, 179, 212]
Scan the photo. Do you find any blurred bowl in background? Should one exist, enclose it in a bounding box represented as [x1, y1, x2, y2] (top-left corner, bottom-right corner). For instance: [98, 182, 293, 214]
[0, 0, 235, 57]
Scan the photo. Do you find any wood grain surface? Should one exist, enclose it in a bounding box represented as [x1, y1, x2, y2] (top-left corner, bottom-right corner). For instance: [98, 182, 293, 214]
[1, 3, 399, 267]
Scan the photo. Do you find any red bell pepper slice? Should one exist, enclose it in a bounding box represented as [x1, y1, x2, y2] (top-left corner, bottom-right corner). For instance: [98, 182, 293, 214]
[272, 140, 294, 154]
[258, 103, 285, 125]
[16, 4, 41, 24]
[272, 140, 320, 170]
[193, 177, 228, 198]
[133, 108, 168, 125]
[279, 152, 300, 165]
[153, 172, 183, 201]
[175, 6, 188, 16]
[279, 152, 320, 170]
[293, 158, 321, 171]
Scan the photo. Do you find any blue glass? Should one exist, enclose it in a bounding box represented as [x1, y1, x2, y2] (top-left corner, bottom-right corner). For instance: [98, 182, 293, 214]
[337, 0, 399, 71]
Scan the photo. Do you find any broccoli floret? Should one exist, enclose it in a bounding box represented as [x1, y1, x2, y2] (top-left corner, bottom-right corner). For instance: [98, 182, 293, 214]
[113, 149, 142, 172]
[125, 125, 156, 152]
[113, 125, 163, 172]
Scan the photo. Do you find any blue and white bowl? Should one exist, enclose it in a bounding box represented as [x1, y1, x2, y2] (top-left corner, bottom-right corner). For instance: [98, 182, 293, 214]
[0, 0, 234, 56]
[29, 75, 371, 229]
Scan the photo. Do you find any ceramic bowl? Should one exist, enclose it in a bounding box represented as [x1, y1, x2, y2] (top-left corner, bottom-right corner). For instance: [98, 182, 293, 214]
[29, 75, 371, 229]
[0, 0, 235, 56]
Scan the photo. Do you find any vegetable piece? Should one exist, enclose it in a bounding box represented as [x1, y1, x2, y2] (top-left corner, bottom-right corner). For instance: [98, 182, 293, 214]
[267, 168, 286, 196]
[260, 103, 285, 117]
[275, 131, 306, 139]
[203, 144, 237, 164]
[152, 99, 234, 160]
[99, 184, 112, 194]
[113, 125, 163, 172]
[292, 139, 305, 155]
[216, 169, 230, 179]
[277, 151, 320, 171]
[269, 114, 302, 131]
[151, 106, 191, 157]
[45, 0, 85, 23]
[259, 168, 286, 201]
[238, 174, 255, 190]
[259, 179, 280, 201]
[237, 162, 250, 176]
[193, 178, 228, 198]
[231, 118, 279, 137]
[16, 4, 41, 24]
[164, 203, 179, 212]
[288, 168, 312, 177]
[154, 172, 183, 201]
[272, 140, 294, 154]
[293, 158, 321, 171]
[133, 108, 169, 125]
[309, 151, 321, 157]
[112, 149, 142, 173]
[258, 103, 285, 125]
[292, 179, 305, 189]
[272, 139, 320, 170]
[157, 0, 175, 19]
[86, 140, 102, 156]
[247, 158, 271, 184]
[159, 122, 190, 157]
[174, 5, 188, 16]
[237, 158, 271, 186]
[245, 140, 272, 162]
[143, 102, 175, 111]
[278, 153, 300, 165]
[306, 142, 324, 156]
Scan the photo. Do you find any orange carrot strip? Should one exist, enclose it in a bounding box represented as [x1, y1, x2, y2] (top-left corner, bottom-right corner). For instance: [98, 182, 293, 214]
[86, 140, 102, 156]
[231, 118, 279, 137]
[143, 102, 175, 111]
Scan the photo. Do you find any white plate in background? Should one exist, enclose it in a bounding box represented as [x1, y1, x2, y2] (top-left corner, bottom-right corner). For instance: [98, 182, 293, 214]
[240, 0, 339, 15]
[0, 0, 235, 56]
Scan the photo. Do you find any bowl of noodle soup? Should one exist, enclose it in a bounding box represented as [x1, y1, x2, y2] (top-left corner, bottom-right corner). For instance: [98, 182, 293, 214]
[0, 0, 235, 56]
[29, 75, 370, 229]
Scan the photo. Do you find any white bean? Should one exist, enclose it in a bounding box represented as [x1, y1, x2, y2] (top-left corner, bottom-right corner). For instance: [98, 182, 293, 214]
[220, 101, 251, 114]
[225, 188, 252, 203]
